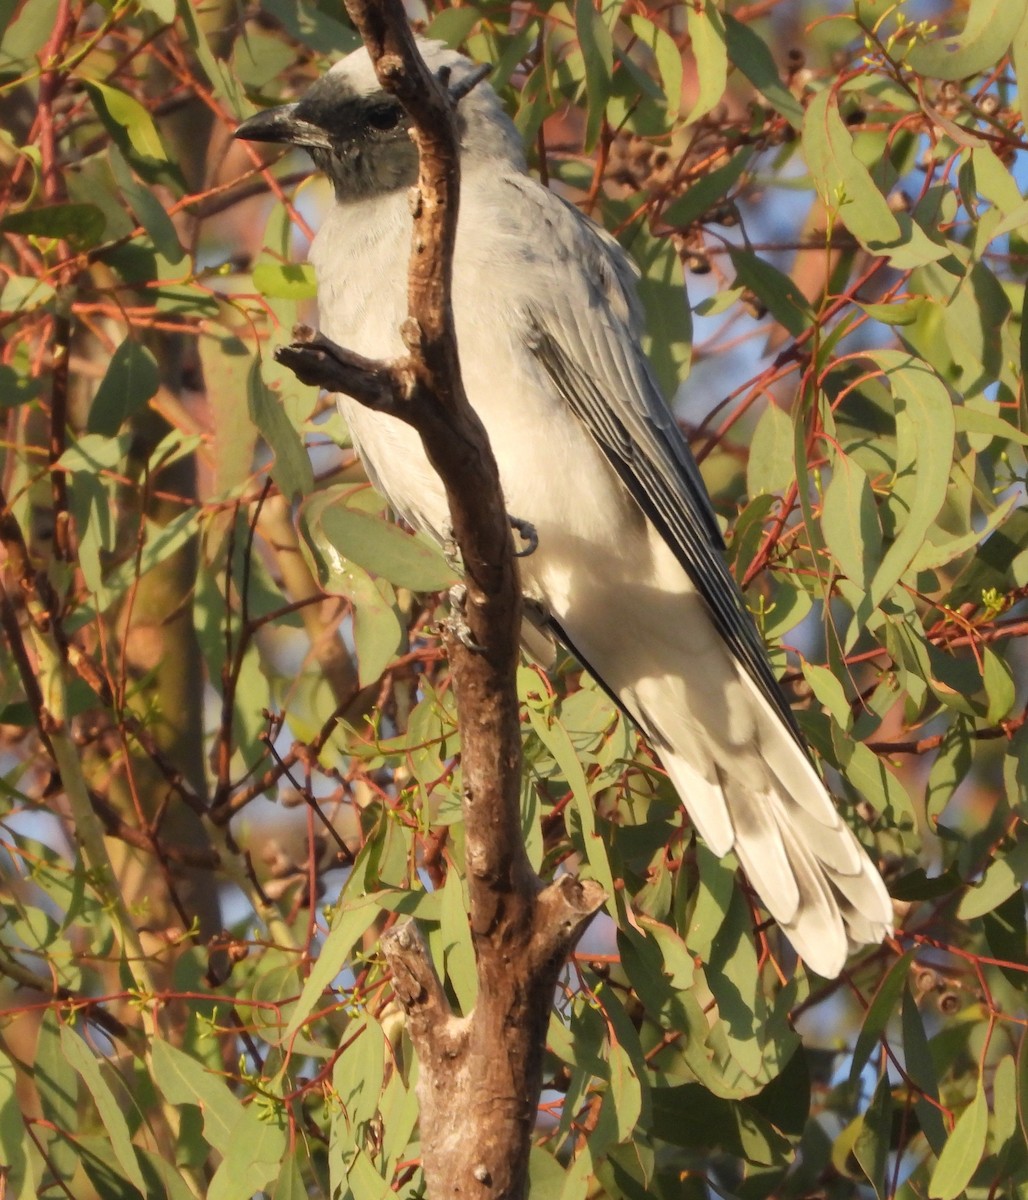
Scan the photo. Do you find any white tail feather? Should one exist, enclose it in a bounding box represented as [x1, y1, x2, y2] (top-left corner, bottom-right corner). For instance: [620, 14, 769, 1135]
[625, 652, 892, 979]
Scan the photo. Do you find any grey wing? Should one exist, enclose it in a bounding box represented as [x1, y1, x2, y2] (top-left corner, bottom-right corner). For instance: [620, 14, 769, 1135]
[519, 198, 806, 747]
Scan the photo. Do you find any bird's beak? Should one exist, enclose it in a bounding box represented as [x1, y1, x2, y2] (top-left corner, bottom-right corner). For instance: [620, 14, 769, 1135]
[234, 104, 332, 151]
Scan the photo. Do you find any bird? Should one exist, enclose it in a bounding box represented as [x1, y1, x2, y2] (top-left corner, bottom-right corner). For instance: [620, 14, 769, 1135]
[234, 38, 893, 978]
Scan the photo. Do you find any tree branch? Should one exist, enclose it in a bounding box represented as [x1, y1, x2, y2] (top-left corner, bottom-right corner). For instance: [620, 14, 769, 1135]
[273, 4, 605, 1196]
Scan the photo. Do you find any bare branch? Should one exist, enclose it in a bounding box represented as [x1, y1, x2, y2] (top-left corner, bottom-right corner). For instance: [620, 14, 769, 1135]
[275, 327, 404, 414]
[271, 2, 605, 1195]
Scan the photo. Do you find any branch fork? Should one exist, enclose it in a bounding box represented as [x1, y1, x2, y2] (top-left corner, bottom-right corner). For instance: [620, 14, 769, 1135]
[271, 5, 606, 1198]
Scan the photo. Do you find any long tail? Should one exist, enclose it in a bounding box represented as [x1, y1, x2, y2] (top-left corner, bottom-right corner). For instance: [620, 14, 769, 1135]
[634, 667, 892, 979]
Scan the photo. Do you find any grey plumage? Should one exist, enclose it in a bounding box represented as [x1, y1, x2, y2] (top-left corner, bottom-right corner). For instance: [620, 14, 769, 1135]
[235, 40, 893, 978]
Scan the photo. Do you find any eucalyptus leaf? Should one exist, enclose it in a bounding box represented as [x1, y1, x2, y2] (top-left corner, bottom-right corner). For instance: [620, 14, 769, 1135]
[906, 0, 1023, 81]
[684, 1, 727, 124]
[82, 78, 169, 162]
[804, 90, 946, 269]
[247, 357, 314, 499]
[59, 1026, 146, 1192]
[927, 1082, 988, 1200]
[317, 503, 457, 592]
[88, 337, 160, 436]
[723, 15, 804, 129]
[0, 203, 105, 247]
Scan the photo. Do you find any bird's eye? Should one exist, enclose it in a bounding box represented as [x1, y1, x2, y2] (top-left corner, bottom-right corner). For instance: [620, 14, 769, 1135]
[367, 106, 401, 132]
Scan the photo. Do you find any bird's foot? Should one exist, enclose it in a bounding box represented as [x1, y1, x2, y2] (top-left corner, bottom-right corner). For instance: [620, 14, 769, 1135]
[509, 515, 538, 558]
[442, 530, 463, 573]
[442, 584, 485, 653]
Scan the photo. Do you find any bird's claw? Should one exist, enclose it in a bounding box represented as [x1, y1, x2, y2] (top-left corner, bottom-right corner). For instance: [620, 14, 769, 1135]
[442, 531, 462, 572]
[509, 515, 538, 558]
[442, 584, 486, 653]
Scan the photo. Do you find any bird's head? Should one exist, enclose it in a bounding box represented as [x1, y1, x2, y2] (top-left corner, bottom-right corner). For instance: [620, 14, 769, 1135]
[234, 40, 521, 201]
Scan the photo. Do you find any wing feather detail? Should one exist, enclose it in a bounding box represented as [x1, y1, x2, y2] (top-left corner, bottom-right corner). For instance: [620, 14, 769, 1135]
[518, 219, 803, 745]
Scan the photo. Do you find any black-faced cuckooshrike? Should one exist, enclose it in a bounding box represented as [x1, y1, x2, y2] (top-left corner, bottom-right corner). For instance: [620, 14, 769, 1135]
[235, 40, 892, 978]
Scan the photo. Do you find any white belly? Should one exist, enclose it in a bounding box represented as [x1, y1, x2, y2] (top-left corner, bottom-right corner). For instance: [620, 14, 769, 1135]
[310, 189, 648, 620]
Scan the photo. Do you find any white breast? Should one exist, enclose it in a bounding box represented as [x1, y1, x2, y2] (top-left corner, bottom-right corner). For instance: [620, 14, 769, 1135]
[309, 179, 640, 603]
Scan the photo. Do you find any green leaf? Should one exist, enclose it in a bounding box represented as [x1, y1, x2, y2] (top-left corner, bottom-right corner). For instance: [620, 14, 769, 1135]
[801, 660, 852, 731]
[822, 452, 882, 591]
[523, 677, 617, 910]
[925, 719, 973, 825]
[76, 1135, 148, 1200]
[650, 1083, 793, 1164]
[627, 16, 683, 122]
[905, 0, 1023, 82]
[889, 864, 960, 902]
[0, 362, 40, 408]
[685, 1, 727, 124]
[230, 29, 297, 91]
[529, 1146, 567, 1200]
[990, 1054, 1018, 1159]
[982, 646, 1016, 724]
[928, 1082, 988, 1200]
[0, 1051, 28, 1197]
[352, 582, 405, 684]
[82, 79, 168, 161]
[574, 0, 613, 150]
[0, 0, 61, 75]
[259, 0, 358, 59]
[605, 1039, 644, 1145]
[151, 1039, 245, 1156]
[630, 216, 693, 395]
[139, 0, 175, 20]
[101, 507, 199, 603]
[1015, 4, 1028, 121]
[804, 90, 946, 269]
[247, 357, 314, 499]
[341, 1147, 393, 1200]
[636, 917, 694, 993]
[284, 898, 382, 1039]
[853, 1073, 892, 1200]
[252, 262, 317, 300]
[706, 888, 770, 1082]
[317, 503, 457, 592]
[109, 147, 184, 263]
[270, 1153, 308, 1200]
[968, 145, 1026, 216]
[334, 1017, 385, 1132]
[299, 493, 422, 682]
[982, 890, 1028, 985]
[441, 865, 477, 1012]
[427, 6, 484, 47]
[87, 337, 160, 436]
[849, 951, 914, 1087]
[59, 1025, 146, 1192]
[685, 841, 734, 960]
[723, 15, 804, 129]
[909, 495, 1018, 574]
[1, 274, 56, 313]
[0, 203, 106, 248]
[662, 147, 753, 232]
[857, 298, 926, 326]
[901, 988, 948, 1155]
[208, 1115, 286, 1200]
[831, 734, 916, 828]
[728, 245, 813, 336]
[151, 1040, 285, 1200]
[34, 1013, 79, 1184]
[868, 352, 956, 607]
[953, 403, 1028, 448]
[1018, 1029, 1028, 1151]
[378, 1065, 420, 1173]
[746, 402, 794, 497]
